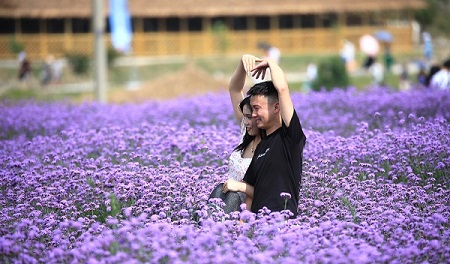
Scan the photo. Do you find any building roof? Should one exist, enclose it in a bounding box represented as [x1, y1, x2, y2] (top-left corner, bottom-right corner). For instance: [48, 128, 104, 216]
[0, 0, 426, 18]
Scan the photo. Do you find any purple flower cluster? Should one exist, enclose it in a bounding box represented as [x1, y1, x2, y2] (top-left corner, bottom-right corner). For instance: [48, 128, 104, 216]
[0, 88, 449, 263]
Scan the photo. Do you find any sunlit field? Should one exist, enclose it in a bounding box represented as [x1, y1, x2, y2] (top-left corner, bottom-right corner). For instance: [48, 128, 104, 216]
[1, 87, 449, 263]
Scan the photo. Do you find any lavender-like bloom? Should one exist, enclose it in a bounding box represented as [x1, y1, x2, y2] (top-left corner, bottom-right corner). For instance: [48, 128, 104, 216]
[0, 87, 449, 263]
[280, 192, 292, 200]
[280, 192, 292, 211]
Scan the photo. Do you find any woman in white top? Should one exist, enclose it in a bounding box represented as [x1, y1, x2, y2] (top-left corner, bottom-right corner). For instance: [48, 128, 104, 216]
[208, 55, 263, 214]
[430, 58, 450, 91]
[228, 96, 262, 181]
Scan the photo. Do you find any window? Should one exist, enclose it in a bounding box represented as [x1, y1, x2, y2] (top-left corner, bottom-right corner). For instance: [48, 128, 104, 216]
[322, 13, 338, 28]
[346, 13, 363, 26]
[166, 17, 180, 32]
[72, 18, 90, 33]
[143, 18, 158, 32]
[232, 16, 247, 31]
[300, 14, 315, 28]
[0, 18, 15, 34]
[368, 13, 381, 26]
[188, 17, 202, 31]
[279, 15, 293, 29]
[46, 19, 65, 33]
[21, 18, 40, 33]
[255, 16, 270, 30]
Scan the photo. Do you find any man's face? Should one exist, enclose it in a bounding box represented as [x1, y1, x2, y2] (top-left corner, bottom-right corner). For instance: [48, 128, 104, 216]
[250, 95, 276, 129]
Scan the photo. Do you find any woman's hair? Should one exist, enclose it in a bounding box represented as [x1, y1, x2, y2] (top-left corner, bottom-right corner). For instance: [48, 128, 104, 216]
[234, 96, 259, 153]
[426, 65, 441, 87]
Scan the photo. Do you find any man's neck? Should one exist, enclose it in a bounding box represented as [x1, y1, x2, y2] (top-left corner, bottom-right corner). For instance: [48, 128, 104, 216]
[264, 115, 283, 136]
[265, 122, 282, 136]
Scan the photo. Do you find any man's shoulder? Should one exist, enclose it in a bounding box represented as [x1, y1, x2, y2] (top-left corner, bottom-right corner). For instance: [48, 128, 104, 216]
[284, 109, 302, 130]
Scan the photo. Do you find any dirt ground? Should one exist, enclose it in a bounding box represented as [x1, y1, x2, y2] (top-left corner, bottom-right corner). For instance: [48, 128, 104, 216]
[108, 64, 230, 103]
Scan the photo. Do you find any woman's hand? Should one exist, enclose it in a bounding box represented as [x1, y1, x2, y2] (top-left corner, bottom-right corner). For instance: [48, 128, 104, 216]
[222, 179, 242, 193]
[223, 179, 255, 199]
[242, 54, 262, 75]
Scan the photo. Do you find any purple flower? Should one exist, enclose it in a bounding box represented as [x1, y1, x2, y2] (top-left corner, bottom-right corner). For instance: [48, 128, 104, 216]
[280, 192, 292, 200]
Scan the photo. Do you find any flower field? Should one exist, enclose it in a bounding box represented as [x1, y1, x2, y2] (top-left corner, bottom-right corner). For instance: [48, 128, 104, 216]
[1, 87, 449, 263]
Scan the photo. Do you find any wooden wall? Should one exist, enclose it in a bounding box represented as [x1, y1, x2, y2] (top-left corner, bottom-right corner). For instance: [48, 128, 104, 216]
[0, 25, 413, 60]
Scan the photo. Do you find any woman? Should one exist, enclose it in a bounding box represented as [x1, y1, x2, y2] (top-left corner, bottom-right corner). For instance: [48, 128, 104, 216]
[228, 96, 262, 182]
[208, 55, 263, 213]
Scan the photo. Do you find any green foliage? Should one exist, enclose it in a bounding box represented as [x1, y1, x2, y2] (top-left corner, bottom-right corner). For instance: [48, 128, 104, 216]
[211, 20, 229, 54]
[107, 47, 121, 68]
[9, 35, 24, 54]
[340, 196, 359, 224]
[109, 241, 119, 255]
[66, 52, 90, 75]
[87, 177, 96, 188]
[415, 0, 450, 36]
[0, 88, 37, 100]
[109, 193, 121, 217]
[312, 56, 349, 91]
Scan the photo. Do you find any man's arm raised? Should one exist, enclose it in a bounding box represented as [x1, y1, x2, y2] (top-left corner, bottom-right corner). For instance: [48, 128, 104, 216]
[252, 59, 295, 127]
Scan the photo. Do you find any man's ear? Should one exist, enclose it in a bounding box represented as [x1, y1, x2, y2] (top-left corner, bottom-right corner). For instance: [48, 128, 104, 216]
[273, 102, 280, 113]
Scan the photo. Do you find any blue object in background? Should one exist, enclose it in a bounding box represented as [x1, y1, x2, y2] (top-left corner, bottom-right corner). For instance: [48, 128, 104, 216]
[109, 0, 132, 53]
[422, 32, 433, 61]
[374, 30, 393, 43]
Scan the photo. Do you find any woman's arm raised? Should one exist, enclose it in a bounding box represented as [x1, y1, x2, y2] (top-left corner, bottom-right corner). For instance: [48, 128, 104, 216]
[229, 54, 259, 125]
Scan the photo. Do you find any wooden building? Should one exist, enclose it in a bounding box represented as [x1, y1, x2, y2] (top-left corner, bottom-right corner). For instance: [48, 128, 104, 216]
[0, 0, 426, 59]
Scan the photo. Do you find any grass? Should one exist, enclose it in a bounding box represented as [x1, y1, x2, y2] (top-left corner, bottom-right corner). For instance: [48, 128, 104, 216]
[108, 63, 186, 87]
[0, 52, 420, 102]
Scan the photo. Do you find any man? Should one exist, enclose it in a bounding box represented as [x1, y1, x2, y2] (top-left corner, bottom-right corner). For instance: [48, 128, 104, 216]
[223, 55, 306, 218]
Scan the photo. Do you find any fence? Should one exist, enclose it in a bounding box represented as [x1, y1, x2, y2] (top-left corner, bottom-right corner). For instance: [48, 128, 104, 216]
[0, 25, 413, 60]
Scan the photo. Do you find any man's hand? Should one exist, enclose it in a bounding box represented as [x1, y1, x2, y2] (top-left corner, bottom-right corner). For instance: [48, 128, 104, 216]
[250, 59, 272, 80]
[251, 58, 294, 126]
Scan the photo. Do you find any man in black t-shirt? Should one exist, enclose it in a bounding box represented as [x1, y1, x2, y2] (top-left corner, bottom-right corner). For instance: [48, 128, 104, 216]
[222, 55, 306, 217]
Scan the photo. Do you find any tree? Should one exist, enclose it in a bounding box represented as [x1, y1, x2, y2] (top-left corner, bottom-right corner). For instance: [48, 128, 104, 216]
[415, 0, 450, 36]
[312, 56, 349, 92]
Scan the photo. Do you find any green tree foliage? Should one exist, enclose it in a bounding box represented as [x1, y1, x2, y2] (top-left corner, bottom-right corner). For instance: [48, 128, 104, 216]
[415, 0, 450, 36]
[107, 47, 121, 68]
[312, 56, 349, 91]
[9, 35, 24, 54]
[211, 20, 229, 54]
[65, 52, 90, 75]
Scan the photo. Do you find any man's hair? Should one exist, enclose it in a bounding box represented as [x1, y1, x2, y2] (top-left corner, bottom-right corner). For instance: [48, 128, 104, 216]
[246, 81, 279, 104]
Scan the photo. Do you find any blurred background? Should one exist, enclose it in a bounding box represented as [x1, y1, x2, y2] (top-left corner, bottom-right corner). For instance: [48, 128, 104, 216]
[0, 0, 449, 103]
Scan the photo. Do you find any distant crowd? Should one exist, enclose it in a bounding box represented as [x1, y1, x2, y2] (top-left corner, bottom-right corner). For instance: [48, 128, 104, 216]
[18, 51, 64, 88]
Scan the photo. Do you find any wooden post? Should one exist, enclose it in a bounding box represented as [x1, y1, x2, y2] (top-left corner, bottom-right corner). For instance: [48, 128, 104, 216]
[64, 18, 73, 52]
[40, 19, 47, 59]
[93, 0, 108, 103]
[134, 17, 143, 54]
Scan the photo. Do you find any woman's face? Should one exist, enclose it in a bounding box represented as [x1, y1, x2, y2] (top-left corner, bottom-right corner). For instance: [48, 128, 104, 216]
[243, 104, 258, 136]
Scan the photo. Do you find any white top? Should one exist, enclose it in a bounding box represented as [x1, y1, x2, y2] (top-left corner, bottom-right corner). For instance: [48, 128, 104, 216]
[430, 69, 450, 91]
[228, 119, 252, 181]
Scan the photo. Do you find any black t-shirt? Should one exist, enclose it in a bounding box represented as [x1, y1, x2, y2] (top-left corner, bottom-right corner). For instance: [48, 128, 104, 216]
[243, 110, 306, 217]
